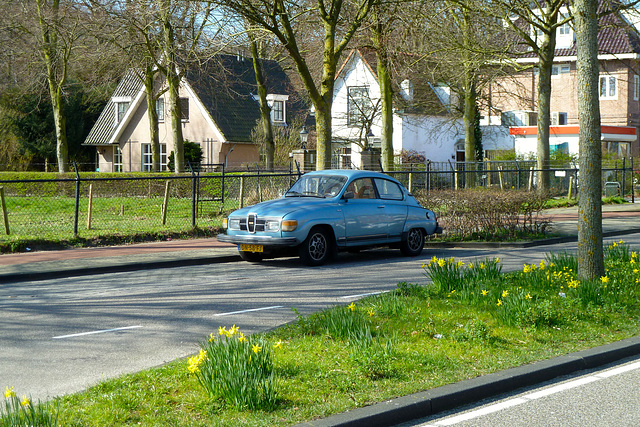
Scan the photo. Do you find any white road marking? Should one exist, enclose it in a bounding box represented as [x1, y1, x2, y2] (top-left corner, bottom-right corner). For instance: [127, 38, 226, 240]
[214, 306, 284, 316]
[340, 291, 388, 299]
[421, 359, 640, 426]
[53, 325, 142, 339]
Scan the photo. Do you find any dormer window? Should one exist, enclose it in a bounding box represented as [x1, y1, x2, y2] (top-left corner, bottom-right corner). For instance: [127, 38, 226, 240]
[266, 94, 288, 125]
[112, 96, 132, 125]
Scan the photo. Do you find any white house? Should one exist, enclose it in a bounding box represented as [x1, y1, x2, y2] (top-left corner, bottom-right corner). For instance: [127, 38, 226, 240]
[331, 48, 513, 168]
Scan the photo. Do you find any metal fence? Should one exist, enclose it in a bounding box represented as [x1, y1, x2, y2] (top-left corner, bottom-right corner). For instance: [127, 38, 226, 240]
[0, 159, 636, 244]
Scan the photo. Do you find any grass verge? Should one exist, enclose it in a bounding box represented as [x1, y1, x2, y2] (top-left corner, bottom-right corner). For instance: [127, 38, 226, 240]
[6, 241, 638, 426]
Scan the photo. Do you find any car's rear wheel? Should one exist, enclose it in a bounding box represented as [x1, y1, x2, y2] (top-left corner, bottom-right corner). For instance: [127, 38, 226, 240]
[299, 227, 331, 266]
[400, 228, 424, 257]
[239, 251, 263, 262]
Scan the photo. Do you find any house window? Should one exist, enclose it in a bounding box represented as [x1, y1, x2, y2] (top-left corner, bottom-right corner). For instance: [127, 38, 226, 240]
[551, 142, 569, 154]
[113, 145, 123, 172]
[180, 98, 189, 121]
[599, 75, 617, 99]
[347, 86, 372, 126]
[551, 65, 570, 77]
[634, 75, 639, 101]
[142, 143, 167, 171]
[116, 101, 130, 123]
[272, 100, 284, 122]
[558, 22, 571, 36]
[157, 98, 164, 121]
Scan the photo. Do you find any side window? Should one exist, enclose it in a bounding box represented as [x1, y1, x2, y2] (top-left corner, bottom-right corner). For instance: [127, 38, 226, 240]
[345, 178, 376, 199]
[374, 178, 403, 200]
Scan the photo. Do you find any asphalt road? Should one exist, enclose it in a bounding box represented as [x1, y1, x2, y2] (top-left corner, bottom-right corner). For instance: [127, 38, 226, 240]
[400, 355, 640, 426]
[3, 234, 640, 404]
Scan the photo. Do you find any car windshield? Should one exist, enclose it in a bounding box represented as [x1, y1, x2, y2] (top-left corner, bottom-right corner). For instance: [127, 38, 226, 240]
[285, 174, 348, 198]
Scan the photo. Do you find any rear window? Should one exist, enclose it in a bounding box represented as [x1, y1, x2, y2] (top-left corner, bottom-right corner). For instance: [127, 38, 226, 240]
[374, 178, 403, 200]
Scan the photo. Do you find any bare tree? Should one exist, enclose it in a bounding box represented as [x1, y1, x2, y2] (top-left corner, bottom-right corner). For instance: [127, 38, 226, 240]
[575, 0, 604, 280]
[213, 0, 376, 170]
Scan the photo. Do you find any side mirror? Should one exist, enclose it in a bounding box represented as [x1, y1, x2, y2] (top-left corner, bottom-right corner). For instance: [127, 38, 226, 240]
[342, 191, 354, 200]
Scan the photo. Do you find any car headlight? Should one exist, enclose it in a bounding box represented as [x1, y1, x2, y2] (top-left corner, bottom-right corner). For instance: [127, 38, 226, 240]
[281, 220, 298, 232]
[227, 218, 241, 230]
[264, 220, 280, 232]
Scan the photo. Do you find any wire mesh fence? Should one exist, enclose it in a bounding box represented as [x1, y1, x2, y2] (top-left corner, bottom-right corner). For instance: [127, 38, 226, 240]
[0, 159, 635, 245]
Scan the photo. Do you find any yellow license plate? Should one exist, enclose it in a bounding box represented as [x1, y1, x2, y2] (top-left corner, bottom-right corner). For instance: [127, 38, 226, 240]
[239, 244, 263, 253]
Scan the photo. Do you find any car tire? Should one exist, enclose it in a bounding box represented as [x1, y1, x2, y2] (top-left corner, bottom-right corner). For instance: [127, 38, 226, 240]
[299, 227, 331, 266]
[239, 251, 263, 262]
[400, 228, 424, 257]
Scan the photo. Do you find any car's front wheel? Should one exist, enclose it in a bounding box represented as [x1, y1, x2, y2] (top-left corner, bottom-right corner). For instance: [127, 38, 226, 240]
[299, 227, 331, 266]
[400, 228, 424, 257]
[239, 251, 263, 262]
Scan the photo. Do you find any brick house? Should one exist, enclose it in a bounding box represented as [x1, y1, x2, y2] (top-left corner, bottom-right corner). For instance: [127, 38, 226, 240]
[483, 2, 640, 157]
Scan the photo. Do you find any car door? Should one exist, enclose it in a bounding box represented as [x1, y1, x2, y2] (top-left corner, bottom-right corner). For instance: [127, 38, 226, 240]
[372, 178, 408, 241]
[341, 177, 387, 245]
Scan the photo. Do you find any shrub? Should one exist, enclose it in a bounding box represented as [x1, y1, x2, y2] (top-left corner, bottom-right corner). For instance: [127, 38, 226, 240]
[416, 189, 549, 241]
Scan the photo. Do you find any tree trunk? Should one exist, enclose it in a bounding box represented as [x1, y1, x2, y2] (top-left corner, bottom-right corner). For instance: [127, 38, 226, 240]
[144, 65, 161, 172]
[37, 0, 69, 172]
[250, 37, 274, 170]
[372, 14, 393, 172]
[575, 0, 604, 280]
[463, 78, 477, 188]
[536, 14, 557, 192]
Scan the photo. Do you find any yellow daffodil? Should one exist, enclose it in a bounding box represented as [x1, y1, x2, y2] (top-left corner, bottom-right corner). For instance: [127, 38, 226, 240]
[523, 264, 532, 273]
[632, 251, 638, 258]
[634, 269, 639, 274]
[469, 262, 474, 269]
[502, 290, 509, 298]
[421, 263, 426, 269]
[4, 386, 14, 398]
[273, 341, 283, 349]
[238, 333, 247, 343]
[347, 302, 356, 312]
[21, 395, 30, 406]
[438, 258, 446, 267]
[457, 260, 464, 268]
[481, 290, 488, 296]
[208, 333, 216, 342]
[229, 325, 239, 336]
[218, 326, 227, 336]
[368, 309, 376, 317]
[525, 293, 533, 300]
[252, 344, 262, 354]
[539, 260, 546, 270]
[496, 257, 500, 263]
[497, 299, 503, 306]
[480, 263, 486, 270]
[600, 276, 610, 284]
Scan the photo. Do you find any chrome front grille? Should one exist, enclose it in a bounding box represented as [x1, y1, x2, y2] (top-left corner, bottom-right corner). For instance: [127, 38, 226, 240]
[239, 214, 265, 233]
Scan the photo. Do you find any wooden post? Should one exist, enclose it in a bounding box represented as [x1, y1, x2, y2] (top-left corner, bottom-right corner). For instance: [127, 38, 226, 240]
[0, 187, 9, 235]
[568, 175, 574, 199]
[239, 176, 245, 209]
[528, 167, 534, 191]
[498, 166, 504, 190]
[161, 180, 171, 225]
[408, 172, 413, 193]
[87, 184, 93, 230]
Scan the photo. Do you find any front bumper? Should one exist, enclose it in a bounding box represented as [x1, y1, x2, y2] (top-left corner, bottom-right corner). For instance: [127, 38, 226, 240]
[217, 233, 299, 248]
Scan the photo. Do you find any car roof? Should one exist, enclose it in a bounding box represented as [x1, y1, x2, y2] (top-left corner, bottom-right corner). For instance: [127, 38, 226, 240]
[303, 169, 395, 180]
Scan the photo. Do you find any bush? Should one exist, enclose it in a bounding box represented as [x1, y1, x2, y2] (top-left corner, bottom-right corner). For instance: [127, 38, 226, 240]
[416, 189, 549, 241]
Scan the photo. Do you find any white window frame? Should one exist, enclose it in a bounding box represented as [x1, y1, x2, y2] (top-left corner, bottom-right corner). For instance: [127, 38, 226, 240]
[180, 97, 189, 122]
[266, 94, 289, 125]
[157, 98, 165, 122]
[634, 75, 639, 101]
[599, 75, 618, 99]
[347, 86, 373, 127]
[142, 143, 168, 171]
[551, 65, 570, 78]
[113, 145, 123, 172]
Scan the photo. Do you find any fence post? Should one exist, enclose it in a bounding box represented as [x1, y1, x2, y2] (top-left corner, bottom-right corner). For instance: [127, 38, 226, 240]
[192, 169, 197, 228]
[632, 157, 635, 203]
[568, 175, 574, 199]
[0, 186, 9, 235]
[622, 157, 626, 198]
[408, 172, 413, 193]
[498, 166, 504, 190]
[239, 176, 245, 209]
[162, 180, 171, 225]
[528, 167, 534, 191]
[87, 184, 93, 230]
[73, 163, 80, 238]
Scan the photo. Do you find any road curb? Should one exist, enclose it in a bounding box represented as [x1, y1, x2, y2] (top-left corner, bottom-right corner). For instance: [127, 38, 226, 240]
[0, 254, 240, 283]
[296, 336, 640, 427]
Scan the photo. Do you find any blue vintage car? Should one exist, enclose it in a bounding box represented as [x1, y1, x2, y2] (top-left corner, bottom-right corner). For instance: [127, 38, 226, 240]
[217, 169, 442, 265]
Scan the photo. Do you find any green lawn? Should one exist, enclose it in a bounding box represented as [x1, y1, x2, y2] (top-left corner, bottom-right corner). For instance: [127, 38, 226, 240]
[5, 242, 639, 426]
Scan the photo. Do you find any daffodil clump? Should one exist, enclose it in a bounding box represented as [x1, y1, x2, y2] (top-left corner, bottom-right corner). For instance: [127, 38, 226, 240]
[422, 242, 640, 327]
[1, 386, 59, 427]
[423, 256, 503, 301]
[188, 325, 279, 410]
